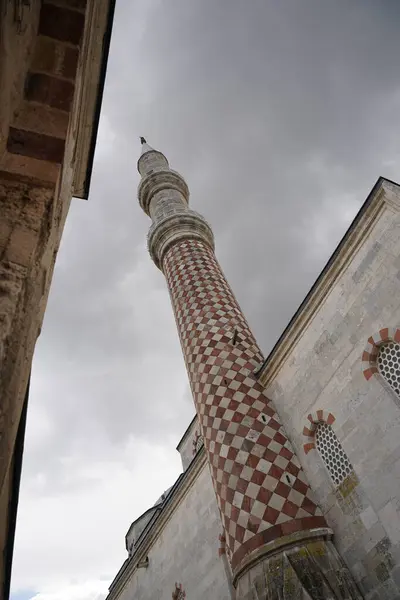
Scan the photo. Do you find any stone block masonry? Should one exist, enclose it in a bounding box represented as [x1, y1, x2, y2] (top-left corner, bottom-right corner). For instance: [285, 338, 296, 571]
[3, 0, 87, 176]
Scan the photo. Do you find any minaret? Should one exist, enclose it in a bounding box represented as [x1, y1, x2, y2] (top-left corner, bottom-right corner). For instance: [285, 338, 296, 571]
[137, 139, 362, 599]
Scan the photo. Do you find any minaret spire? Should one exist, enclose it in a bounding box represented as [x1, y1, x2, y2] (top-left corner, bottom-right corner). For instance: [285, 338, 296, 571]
[138, 136, 158, 160]
[137, 144, 362, 599]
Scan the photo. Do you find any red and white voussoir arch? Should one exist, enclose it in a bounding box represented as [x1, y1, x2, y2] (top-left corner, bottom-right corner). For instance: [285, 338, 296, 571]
[362, 327, 400, 381]
[302, 410, 336, 455]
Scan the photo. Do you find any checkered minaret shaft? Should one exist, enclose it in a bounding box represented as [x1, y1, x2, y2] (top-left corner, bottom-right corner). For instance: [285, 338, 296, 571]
[137, 142, 326, 574]
[163, 240, 327, 570]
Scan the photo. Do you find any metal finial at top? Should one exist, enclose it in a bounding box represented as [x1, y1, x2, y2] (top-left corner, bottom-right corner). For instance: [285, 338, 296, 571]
[140, 136, 147, 144]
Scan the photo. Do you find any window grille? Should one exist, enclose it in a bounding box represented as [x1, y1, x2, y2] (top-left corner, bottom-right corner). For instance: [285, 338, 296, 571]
[377, 341, 400, 397]
[315, 422, 352, 486]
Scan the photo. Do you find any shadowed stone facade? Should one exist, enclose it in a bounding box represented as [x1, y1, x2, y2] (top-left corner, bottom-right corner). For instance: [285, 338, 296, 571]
[0, 2, 116, 596]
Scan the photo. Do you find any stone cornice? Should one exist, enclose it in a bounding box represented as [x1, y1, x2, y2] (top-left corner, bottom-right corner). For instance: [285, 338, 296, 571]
[72, 0, 116, 199]
[148, 210, 215, 269]
[107, 447, 207, 600]
[257, 177, 400, 388]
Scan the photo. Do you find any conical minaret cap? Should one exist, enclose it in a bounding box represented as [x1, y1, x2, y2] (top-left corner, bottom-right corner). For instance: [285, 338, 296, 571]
[137, 136, 169, 176]
[139, 136, 154, 156]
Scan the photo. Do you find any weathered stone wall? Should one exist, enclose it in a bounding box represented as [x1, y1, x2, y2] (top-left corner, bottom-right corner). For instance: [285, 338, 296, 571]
[114, 463, 231, 600]
[0, 1, 115, 595]
[0, 0, 87, 539]
[0, 0, 41, 158]
[1, 0, 86, 185]
[0, 183, 71, 597]
[261, 186, 400, 598]
[0, 144, 75, 584]
[0, 177, 52, 473]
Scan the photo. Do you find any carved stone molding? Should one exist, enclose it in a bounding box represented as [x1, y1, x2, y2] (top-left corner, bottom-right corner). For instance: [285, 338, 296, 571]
[148, 210, 214, 269]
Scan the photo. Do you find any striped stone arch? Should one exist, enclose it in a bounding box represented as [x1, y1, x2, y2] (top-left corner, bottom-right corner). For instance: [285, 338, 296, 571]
[362, 327, 400, 380]
[302, 410, 335, 454]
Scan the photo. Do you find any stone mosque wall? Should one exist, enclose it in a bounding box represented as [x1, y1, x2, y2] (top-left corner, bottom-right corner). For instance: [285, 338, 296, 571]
[259, 180, 400, 598]
[110, 460, 230, 600]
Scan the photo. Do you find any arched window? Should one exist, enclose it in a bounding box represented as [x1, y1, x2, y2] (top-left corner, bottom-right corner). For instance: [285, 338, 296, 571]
[315, 422, 352, 486]
[377, 341, 400, 397]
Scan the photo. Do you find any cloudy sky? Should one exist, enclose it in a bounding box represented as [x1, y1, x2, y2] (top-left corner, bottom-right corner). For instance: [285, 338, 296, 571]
[10, 1, 400, 599]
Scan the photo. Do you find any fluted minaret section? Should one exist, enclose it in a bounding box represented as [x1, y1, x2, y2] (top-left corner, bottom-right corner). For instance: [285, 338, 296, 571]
[137, 140, 362, 599]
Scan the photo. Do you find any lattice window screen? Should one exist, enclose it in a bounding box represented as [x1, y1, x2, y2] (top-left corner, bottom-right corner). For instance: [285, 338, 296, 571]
[377, 342, 400, 397]
[315, 423, 352, 486]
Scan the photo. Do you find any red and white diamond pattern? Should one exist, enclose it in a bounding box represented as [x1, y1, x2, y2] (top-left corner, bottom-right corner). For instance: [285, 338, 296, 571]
[163, 238, 326, 571]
